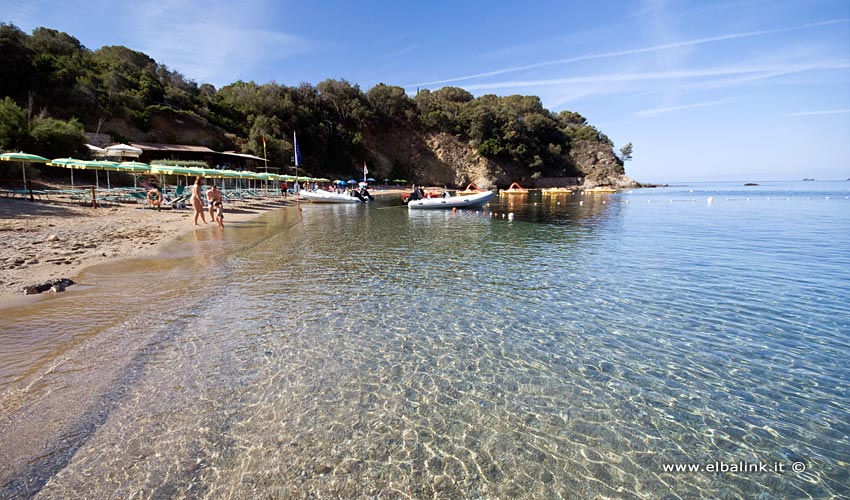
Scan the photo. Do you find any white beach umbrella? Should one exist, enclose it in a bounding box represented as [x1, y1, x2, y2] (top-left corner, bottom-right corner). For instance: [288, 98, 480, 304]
[104, 143, 143, 159]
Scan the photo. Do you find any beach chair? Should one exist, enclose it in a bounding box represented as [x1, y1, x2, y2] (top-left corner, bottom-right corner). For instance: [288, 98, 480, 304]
[127, 191, 149, 205]
[164, 185, 188, 209]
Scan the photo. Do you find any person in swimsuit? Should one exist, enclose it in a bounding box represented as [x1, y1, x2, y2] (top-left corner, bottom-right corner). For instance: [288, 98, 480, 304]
[213, 200, 224, 227]
[206, 184, 223, 222]
[191, 176, 207, 225]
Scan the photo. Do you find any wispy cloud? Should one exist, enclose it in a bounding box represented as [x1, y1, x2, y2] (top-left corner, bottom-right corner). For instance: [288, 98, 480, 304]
[457, 61, 850, 93]
[785, 109, 850, 117]
[127, 0, 309, 86]
[407, 19, 848, 89]
[634, 97, 738, 117]
[382, 44, 421, 61]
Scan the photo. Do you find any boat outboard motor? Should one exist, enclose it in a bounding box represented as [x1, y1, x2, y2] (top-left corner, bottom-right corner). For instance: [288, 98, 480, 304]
[360, 187, 374, 201]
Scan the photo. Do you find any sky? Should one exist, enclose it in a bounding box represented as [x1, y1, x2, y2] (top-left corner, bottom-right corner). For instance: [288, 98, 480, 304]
[2, 0, 849, 182]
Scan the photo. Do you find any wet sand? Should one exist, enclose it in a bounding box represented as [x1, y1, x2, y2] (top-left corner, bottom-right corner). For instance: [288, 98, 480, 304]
[0, 189, 407, 301]
[0, 194, 295, 300]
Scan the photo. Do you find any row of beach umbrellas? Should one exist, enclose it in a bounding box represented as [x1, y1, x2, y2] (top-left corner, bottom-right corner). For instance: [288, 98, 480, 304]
[1, 152, 328, 190]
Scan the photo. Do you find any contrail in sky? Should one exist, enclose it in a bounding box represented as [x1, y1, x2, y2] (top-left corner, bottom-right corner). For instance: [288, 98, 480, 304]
[407, 19, 848, 88]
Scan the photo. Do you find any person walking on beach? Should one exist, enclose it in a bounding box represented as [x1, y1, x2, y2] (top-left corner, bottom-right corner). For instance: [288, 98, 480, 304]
[206, 184, 223, 221]
[191, 177, 207, 225]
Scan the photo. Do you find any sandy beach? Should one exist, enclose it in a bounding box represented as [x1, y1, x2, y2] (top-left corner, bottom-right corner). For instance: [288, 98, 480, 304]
[0, 194, 292, 299]
[0, 188, 409, 300]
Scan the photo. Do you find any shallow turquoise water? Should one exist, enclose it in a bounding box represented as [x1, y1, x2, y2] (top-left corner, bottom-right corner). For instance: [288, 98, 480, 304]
[1, 181, 848, 498]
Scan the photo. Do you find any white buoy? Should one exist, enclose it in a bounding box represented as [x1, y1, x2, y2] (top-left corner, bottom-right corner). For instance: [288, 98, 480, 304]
[579, 201, 584, 206]
[707, 197, 713, 204]
[508, 212, 514, 220]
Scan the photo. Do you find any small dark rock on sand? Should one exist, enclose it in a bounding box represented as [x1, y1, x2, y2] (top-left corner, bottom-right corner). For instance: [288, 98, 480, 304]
[21, 278, 75, 295]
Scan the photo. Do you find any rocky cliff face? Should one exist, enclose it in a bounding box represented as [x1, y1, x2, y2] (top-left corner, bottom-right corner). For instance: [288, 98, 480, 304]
[364, 129, 637, 188]
[568, 139, 637, 188]
[363, 127, 513, 188]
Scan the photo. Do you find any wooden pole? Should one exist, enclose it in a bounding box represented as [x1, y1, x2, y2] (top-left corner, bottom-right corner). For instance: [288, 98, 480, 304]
[26, 179, 34, 202]
[91, 185, 97, 208]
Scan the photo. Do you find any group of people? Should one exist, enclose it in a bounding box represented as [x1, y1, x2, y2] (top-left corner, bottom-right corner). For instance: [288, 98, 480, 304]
[190, 177, 224, 227]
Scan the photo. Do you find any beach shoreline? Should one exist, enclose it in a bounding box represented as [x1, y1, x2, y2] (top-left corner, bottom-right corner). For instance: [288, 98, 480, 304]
[0, 189, 410, 301]
[0, 194, 293, 301]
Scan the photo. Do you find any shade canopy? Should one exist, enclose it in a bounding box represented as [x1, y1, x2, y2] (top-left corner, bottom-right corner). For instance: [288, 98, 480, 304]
[104, 143, 143, 159]
[85, 144, 107, 157]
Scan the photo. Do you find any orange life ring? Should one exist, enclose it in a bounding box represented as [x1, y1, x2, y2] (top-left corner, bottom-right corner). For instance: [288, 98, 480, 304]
[147, 189, 161, 206]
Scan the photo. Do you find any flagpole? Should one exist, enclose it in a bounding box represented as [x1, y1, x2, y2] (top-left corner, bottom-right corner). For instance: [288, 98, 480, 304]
[293, 132, 299, 190]
[262, 135, 268, 194]
[262, 136, 268, 172]
[293, 131, 301, 211]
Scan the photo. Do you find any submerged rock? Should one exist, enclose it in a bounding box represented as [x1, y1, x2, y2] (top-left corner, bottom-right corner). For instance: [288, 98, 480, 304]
[21, 278, 75, 295]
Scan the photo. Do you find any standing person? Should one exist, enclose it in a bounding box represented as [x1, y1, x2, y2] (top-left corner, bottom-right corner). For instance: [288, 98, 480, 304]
[281, 181, 288, 199]
[213, 201, 224, 227]
[191, 176, 207, 225]
[206, 184, 223, 221]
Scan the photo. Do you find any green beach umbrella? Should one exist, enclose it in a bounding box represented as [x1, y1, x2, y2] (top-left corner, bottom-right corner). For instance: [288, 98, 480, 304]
[185, 167, 222, 178]
[150, 164, 196, 175]
[74, 160, 122, 189]
[49, 157, 87, 188]
[0, 152, 50, 189]
[151, 164, 201, 189]
[119, 161, 151, 188]
[119, 161, 150, 173]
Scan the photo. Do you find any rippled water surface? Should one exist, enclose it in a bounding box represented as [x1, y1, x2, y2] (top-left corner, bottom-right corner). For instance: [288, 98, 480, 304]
[1, 181, 849, 499]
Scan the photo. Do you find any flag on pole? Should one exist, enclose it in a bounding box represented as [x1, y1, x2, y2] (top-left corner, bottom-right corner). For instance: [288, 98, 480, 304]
[262, 136, 267, 158]
[363, 161, 368, 181]
[293, 132, 302, 166]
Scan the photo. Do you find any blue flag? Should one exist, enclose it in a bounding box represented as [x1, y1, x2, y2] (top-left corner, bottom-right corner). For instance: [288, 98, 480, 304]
[293, 132, 302, 167]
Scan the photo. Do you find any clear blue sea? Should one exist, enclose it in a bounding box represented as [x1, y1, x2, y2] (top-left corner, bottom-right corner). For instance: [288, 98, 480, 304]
[1, 180, 848, 498]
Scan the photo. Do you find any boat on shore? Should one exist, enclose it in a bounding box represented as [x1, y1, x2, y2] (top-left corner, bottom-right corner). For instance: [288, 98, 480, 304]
[407, 190, 495, 209]
[500, 182, 529, 195]
[299, 189, 371, 203]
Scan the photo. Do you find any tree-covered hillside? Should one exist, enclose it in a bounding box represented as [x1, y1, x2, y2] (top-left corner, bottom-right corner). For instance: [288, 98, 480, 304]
[0, 23, 632, 186]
